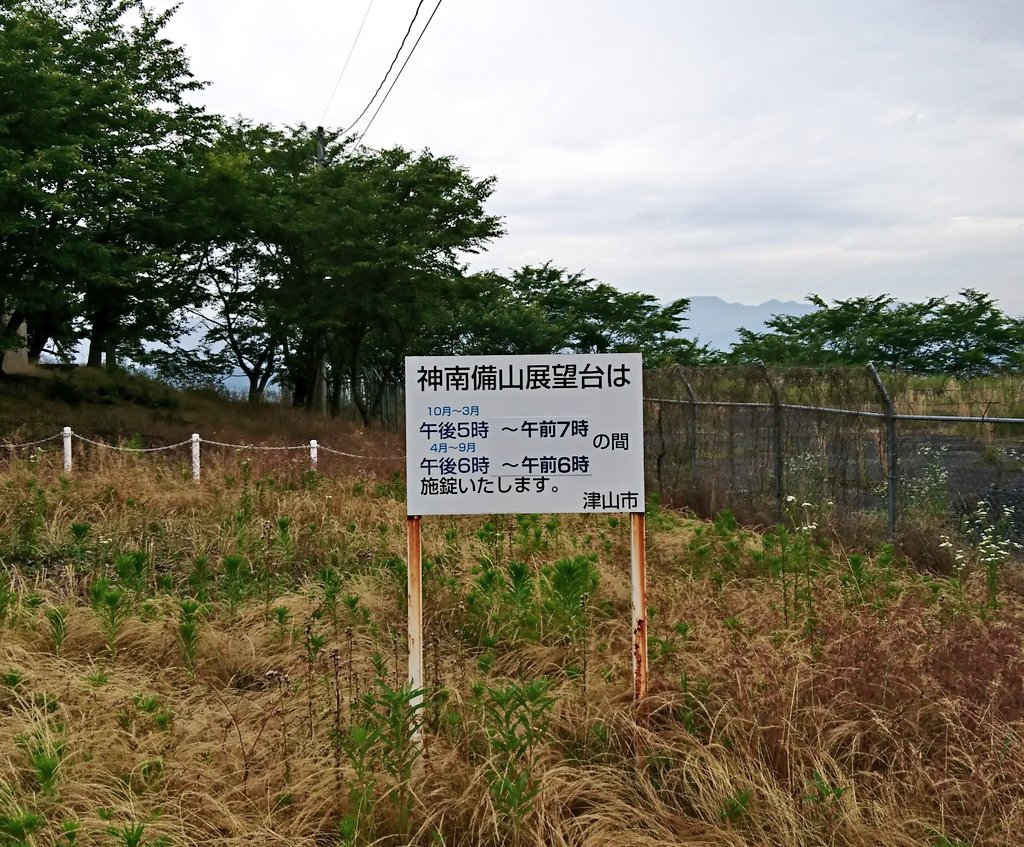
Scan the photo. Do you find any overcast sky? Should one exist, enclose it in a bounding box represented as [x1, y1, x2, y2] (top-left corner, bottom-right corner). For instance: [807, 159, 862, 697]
[162, 1, 1024, 313]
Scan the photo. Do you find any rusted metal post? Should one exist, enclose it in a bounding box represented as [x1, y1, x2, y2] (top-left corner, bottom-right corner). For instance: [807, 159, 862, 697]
[681, 373, 698, 489]
[407, 515, 424, 722]
[630, 511, 648, 700]
[655, 400, 665, 498]
[866, 363, 897, 535]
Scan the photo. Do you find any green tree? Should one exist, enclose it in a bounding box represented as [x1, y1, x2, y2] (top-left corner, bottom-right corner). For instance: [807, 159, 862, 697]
[728, 290, 1023, 376]
[425, 263, 711, 366]
[278, 142, 503, 421]
[151, 120, 304, 399]
[0, 0, 211, 372]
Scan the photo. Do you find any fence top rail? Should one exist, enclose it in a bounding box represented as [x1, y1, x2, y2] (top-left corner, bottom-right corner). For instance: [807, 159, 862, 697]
[648, 397, 884, 418]
[645, 397, 1024, 425]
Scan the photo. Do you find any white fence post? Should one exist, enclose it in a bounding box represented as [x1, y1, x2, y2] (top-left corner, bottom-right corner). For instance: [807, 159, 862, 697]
[191, 433, 201, 482]
[309, 439, 318, 471]
[63, 427, 72, 473]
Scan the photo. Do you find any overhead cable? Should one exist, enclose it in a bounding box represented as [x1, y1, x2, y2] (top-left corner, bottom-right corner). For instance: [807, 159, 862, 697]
[320, 0, 377, 126]
[341, 0, 427, 136]
[358, 0, 445, 142]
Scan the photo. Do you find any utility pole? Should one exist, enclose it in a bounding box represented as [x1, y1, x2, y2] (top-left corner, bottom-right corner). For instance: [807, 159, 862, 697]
[312, 126, 329, 416]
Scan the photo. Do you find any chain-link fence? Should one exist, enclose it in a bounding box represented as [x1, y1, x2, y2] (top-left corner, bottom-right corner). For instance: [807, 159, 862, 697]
[645, 365, 1024, 542]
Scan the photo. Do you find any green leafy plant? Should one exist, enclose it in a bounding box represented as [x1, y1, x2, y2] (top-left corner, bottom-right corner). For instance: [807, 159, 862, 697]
[187, 556, 213, 600]
[1, 668, 24, 691]
[804, 769, 848, 805]
[16, 720, 67, 794]
[13, 481, 46, 551]
[46, 606, 69, 656]
[89, 578, 129, 657]
[220, 554, 248, 617]
[954, 501, 1022, 611]
[721, 787, 752, 824]
[84, 667, 109, 687]
[340, 680, 427, 840]
[276, 515, 294, 572]
[0, 570, 13, 631]
[69, 521, 92, 579]
[58, 817, 81, 845]
[479, 677, 557, 835]
[178, 599, 202, 676]
[0, 804, 44, 844]
[540, 555, 598, 643]
[272, 606, 290, 643]
[317, 566, 343, 634]
[686, 510, 748, 576]
[113, 551, 148, 594]
[106, 821, 148, 847]
[677, 672, 712, 738]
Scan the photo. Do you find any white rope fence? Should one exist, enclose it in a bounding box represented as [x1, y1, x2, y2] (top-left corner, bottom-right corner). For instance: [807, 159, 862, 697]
[2, 428, 404, 480]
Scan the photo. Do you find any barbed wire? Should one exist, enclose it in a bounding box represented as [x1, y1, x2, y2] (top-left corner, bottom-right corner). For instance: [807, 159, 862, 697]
[71, 433, 194, 453]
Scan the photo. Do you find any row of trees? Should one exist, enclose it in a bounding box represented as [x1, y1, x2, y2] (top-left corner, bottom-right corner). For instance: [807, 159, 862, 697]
[3, 2, 1021, 421]
[726, 290, 1024, 377]
[0, 0, 698, 421]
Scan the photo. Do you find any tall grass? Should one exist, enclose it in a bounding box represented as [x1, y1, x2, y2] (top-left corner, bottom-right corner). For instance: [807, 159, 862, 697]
[0, 448, 1021, 845]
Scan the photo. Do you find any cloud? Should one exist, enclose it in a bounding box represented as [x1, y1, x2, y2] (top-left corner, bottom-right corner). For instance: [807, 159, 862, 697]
[163, 0, 1024, 313]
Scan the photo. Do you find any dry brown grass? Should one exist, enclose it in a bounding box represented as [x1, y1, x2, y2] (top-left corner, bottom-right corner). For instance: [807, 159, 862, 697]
[0, 447, 1022, 846]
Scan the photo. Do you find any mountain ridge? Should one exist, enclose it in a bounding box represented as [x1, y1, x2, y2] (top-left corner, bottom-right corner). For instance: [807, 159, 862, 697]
[676, 295, 817, 352]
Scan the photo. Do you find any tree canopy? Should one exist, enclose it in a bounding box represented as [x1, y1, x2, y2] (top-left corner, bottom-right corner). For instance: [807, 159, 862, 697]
[0, 0, 706, 418]
[729, 290, 1024, 377]
[3, 0, 1020, 414]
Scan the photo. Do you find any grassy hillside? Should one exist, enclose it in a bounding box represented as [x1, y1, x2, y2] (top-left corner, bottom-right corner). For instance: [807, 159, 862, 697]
[0, 366, 402, 464]
[0, 438, 1021, 845]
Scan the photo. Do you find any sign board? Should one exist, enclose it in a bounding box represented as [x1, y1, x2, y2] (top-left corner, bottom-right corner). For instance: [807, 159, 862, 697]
[405, 354, 645, 515]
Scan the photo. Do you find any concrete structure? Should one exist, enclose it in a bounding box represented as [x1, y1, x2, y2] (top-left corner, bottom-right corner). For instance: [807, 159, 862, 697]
[1, 314, 30, 373]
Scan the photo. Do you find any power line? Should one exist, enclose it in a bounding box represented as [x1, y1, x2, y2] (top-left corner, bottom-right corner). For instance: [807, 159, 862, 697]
[341, 0, 427, 136]
[320, 0, 377, 126]
[358, 0, 444, 143]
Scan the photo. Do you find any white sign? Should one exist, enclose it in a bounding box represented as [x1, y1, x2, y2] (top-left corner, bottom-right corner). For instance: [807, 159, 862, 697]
[405, 354, 645, 515]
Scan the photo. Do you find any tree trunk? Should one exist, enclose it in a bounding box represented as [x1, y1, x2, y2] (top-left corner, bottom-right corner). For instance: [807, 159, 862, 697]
[104, 336, 118, 371]
[1, 309, 25, 376]
[255, 364, 275, 403]
[247, 373, 263, 404]
[349, 366, 370, 426]
[87, 309, 107, 367]
[27, 332, 47, 364]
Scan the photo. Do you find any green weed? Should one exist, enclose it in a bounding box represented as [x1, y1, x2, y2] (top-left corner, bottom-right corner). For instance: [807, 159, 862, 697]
[45, 606, 69, 656]
[479, 677, 556, 836]
[178, 599, 202, 676]
[89, 579, 129, 657]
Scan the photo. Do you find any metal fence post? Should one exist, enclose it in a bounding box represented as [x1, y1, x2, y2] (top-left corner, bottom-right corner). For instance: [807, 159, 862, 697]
[681, 373, 698, 490]
[63, 427, 72, 473]
[867, 363, 897, 534]
[655, 399, 666, 499]
[191, 433, 201, 482]
[758, 363, 784, 524]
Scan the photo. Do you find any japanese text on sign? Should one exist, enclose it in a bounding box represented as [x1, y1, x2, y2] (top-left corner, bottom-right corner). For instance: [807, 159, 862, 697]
[406, 354, 645, 515]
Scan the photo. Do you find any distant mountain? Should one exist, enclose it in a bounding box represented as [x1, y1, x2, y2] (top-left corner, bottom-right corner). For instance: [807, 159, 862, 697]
[677, 296, 817, 352]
